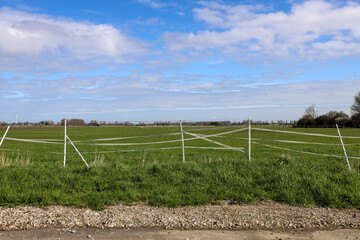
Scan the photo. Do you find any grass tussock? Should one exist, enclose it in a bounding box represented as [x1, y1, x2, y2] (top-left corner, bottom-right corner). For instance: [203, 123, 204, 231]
[91, 152, 105, 167]
[0, 151, 31, 167]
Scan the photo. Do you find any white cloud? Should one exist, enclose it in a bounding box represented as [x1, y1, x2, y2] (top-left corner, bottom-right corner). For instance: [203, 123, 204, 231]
[1, 73, 358, 108]
[176, 11, 185, 16]
[135, 0, 169, 9]
[0, 7, 149, 73]
[164, 0, 360, 61]
[1, 71, 358, 121]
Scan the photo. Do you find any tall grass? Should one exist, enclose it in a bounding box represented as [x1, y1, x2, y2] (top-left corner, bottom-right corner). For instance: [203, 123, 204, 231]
[0, 152, 31, 167]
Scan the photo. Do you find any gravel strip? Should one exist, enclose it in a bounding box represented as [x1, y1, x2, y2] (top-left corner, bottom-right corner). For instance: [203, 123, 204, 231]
[0, 201, 359, 231]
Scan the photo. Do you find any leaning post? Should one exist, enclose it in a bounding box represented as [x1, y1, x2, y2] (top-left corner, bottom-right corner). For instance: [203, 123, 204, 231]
[336, 124, 351, 171]
[0, 125, 10, 147]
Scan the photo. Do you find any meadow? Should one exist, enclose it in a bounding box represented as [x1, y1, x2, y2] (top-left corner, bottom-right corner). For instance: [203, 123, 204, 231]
[0, 125, 359, 210]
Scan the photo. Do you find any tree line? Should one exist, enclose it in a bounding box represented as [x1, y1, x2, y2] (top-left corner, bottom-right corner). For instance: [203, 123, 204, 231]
[295, 92, 360, 127]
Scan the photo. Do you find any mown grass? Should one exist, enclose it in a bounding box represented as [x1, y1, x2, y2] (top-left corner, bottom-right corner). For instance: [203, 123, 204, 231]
[0, 126, 359, 210]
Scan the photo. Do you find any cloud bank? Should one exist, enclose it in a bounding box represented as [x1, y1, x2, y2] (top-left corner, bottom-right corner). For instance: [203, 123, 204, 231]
[164, 1, 360, 61]
[0, 7, 148, 73]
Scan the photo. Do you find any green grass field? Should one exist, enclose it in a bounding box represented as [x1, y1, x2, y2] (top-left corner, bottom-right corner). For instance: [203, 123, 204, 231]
[0, 125, 359, 210]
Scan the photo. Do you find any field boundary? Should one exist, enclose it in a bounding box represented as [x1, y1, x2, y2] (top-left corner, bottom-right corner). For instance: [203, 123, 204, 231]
[0, 122, 359, 170]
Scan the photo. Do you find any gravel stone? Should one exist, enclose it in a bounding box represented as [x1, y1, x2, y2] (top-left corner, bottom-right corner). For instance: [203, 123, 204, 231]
[0, 200, 359, 231]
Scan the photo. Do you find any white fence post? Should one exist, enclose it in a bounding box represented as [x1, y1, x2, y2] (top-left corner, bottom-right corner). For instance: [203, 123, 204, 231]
[248, 114, 251, 161]
[180, 120, 185, 163]
[64, 119, 67, 168]
[336, 124, 351, 171]
[0, 125, 10, 147]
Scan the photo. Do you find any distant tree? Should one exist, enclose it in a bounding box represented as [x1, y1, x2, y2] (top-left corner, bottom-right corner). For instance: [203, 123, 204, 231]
[326, 111, 348, 119]
[315, 115, 331, 126]
[89, 120, 99, 126]
[316, 111, 350, 126]
[336, 117, 352, 127]
[351, 91, 360, 114]
[351, 114, 360, 127]
[39, 120, 55, 126]
[304, 105, 317, 119]
[68, 119, 85, 126]
[297, 116, 316, 126]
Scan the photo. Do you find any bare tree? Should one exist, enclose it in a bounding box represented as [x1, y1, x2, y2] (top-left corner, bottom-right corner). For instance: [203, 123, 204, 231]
[304, 105, 317, 118]
[351, 91, 360, 114]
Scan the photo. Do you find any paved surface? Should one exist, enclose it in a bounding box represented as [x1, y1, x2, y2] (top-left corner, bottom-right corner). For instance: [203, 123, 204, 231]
[0, 228, 359, 240]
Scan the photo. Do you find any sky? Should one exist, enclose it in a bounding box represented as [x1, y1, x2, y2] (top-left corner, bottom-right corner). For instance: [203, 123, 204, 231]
[1, 0, 360, 123]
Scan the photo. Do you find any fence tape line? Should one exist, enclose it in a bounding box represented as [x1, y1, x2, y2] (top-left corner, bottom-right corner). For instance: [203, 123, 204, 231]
[76, 138, 188, 146]
[2, 134, 182, 143]
[2, 127, 248, 146]
[73, 132, 181, 143]
[252, 128, 360, 139]
[253, 142, 360, 160]
[185, 146, 245, 150]
[36, 139, 63, 142]
[4, 137, 63, 144]
[196, 127, 249, 137]
[186, 127, 248, 139]
[0, 145, 245, 155]
[224, 137, 359, 146]
[184, 131, 245, 153]
[77, 127, 248, 144]
[75, 133, 245, 146]
[84, 146, 184, 154]
[0, 148, 64, 154]
[3, 136, 193, 146]
[2, 136, 225, 146]
[187, 126, 247, 132]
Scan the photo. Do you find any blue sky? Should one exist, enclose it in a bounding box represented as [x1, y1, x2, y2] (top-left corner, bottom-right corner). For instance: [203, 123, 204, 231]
[1, 0, 360, 123]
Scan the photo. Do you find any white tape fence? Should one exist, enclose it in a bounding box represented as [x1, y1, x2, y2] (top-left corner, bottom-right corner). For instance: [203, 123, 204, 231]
[0, 122, 248, 167]
[0, 120, 360, 170]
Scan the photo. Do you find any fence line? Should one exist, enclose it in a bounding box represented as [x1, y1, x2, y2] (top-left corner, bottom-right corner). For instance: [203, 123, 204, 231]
[253, 142, 360, 160]
[0, 127, 249, 146]
[1, 124, 360, 170]
[0, 146, 243, 155]
[252, 127, 360, 139]
[4, 137, 63, 144]
[184, 125, 246, 132]
[73, 132, 182, 142]
[184, 131, 245, 153]
[217, 136, 359, 146]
